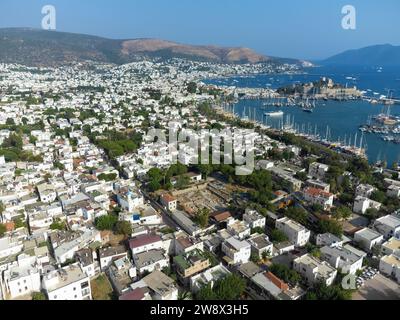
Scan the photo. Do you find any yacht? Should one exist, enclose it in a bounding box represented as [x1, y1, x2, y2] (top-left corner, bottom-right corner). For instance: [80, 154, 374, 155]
[265, 111, 284, 117]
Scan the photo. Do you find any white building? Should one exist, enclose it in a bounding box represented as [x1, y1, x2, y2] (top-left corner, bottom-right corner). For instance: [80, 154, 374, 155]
[129, 234, 164, 255]
[243, 209, 266, 230]
[303, 187, 334, 210]
[133, 249, 169, 274]
[293, 254, 337, 286]
[387, 185, 400, 198]
[2, 255, 41, 299]
[42, 264, 91, 300]
[308, 162, 329, 180]
[160, 194, 177, 211]
[227, 219, 251, 240]
[320, 245, 363, 275]
[379, 254, 400, 284]
[221, 237, 251, 266]
[353, 196, 382, 215]
[275, 217, 311, 247]
[381, 237, 400, 256]
[117, 188, 144, 212]
[355, 184, 376, 198]
[316, 233, 343, 248]
[37, 183, 57, 203]
[190, 264, 231, 293]
[354, 228, 384, 251]
[373, 215, 400, 240]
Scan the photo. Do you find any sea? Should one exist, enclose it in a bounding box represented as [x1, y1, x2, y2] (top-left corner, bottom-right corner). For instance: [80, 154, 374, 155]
[203, 65, 400, 165]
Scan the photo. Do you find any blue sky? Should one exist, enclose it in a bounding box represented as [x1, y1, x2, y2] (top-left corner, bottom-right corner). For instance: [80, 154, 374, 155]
[0, 0, 399, 60]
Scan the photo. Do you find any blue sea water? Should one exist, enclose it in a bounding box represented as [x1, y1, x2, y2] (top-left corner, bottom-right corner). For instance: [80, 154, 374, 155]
[204, 66, 400, 165]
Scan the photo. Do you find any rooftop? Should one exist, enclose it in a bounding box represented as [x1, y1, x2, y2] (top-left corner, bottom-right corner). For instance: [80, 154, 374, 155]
[355, 228, 383, 241]
[44, 264, 87, 292]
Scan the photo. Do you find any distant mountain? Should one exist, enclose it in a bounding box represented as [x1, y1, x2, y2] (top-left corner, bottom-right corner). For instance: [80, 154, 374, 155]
[0, 28, 307, 67]
[323, 44, 400, 67]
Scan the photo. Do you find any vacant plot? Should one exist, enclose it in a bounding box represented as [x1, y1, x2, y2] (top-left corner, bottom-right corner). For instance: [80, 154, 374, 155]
[352, 274, 400, 300]
[91, 274, 115, 300]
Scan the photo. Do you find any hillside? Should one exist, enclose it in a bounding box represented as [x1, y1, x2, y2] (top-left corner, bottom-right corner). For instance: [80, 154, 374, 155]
[0, 28, 305, 67]
[323, 44, 400, 67]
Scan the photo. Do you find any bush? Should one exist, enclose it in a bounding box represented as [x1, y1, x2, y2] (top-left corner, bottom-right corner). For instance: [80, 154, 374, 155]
[95, 214, 118, 231]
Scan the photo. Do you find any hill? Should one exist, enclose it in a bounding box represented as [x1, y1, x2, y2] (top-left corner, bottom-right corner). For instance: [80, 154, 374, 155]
[0, 28, 306, 67]
[323, 44, 400, 67]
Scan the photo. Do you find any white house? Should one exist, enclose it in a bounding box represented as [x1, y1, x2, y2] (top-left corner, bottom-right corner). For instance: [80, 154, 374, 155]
[387, 185, 400, 198]
[276, 217, 311, 247]
[373, 215, 400, 240]
[133, 249, 169, 274]
[243, 209, 266, 230]
[354, 228, 384, 251]
[381, 238, 400, 256]
[117, 188, 144, 212]
[2, 255, 41, 299]
[355, 184, 376, 198]
[227, 219, 251, 240]
[308, 162, 329, 180]
[248, 233, 273, 259]
[316, 233, 343, 248]
[353, 196, 382, 215]
[320, 245, 363, 275]
[160, 194, 177, 211]
[303, 187, 334, 210]
[379, 254, 400, 284]
[293, 254, 337, 286]
[37, 183, 57, 203]
[129, 234, 164, 255]
[42, 264, 91, 300]
[99, 245, 128, 271]
[221, 237, 251, 266]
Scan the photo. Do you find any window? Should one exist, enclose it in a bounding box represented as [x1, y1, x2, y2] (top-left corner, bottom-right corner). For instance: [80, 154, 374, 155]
[73, 287, 76, 291]
[19, 289, 22, 293]
[24, 280, 27, 284]
[25, 286, 28, 291]
[54, 295, 57, 299]
[74, 295, 77, 299]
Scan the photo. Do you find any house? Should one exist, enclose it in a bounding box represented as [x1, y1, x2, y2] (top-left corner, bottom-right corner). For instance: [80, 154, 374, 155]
[303, 187, 334, 210]
[387, 185, 400, 198]
[248, 233, 273, 259]
[42, 264, 91, 300]
[379, 253, 400, 284]
[174, 233, 204, 255]
[108, 257, 137, 295]
[316, 233, 343, 248]
[238, 262, 263, 279]
[173, 249, 210, 284]
[306, 179, 330, 193]
[293, 254, 337, 286]
[210, 211, 232, 228]
[381, 238, 400, 256]
[75, 249, 98, 278]
[133, 249, 169, 275]
[134, 270, 178, 300]
[355, 184, 376, 198]
[273, 241, 295, 256]
[0, 237, 23, 259]
[320, 245, 363, 274]
[227, 219, 251, 240]
[250, 272, 290, 300]
[37, 183, 57, 203]
[129, 234, 164, 255]
[276, 217, 311, 247]
[116, 187, 144, 212]
[353, 196, 382, 214]
[2, 255, 41, 299]
[308, 162, 329, 180]
[190, 264, 231, 293]
[221, 237, 251, 266]
[99, 245, 128, 271]
[373, 215, 400, 239]
[354, 228, 384, 251]
[160, 193, 177, 211]
[243, 209, 266, 230]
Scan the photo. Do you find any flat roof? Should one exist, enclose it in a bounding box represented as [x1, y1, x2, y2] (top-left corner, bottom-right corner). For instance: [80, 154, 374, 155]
[376, 215, 400, 229]
[355, 228, 383, 241]
[44, 264, 87, 292]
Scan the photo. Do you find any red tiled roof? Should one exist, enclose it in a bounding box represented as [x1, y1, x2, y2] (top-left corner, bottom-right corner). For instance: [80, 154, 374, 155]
[304, 187, 332, 198]
[265, 272, 289, 291]
[161, 193, 176, 203]
[211, 211, 232, 222]
[129, 234, 162, 249]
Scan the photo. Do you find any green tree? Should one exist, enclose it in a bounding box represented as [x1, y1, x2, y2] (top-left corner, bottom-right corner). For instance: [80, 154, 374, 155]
[0, 224, 6, 238]
[115, 221, 132, 236]
[270, 229, 289, 243]
[319, 219, 343, 237]
[269, 264, 301, 286]
[95, 215, 118, 231]
[195, 208, 210, 229]
[32, 292, 46, 300]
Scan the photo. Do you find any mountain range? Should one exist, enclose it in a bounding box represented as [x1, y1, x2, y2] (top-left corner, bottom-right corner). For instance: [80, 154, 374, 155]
[323, 44, 400, 67]
[0, 28, 306, 67]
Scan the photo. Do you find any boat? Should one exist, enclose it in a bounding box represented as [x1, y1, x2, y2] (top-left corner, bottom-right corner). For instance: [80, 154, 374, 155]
[265, 111, 284, 117]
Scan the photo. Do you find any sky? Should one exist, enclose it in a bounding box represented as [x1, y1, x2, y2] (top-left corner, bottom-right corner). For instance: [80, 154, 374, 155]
[0, 0, 399, 60]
